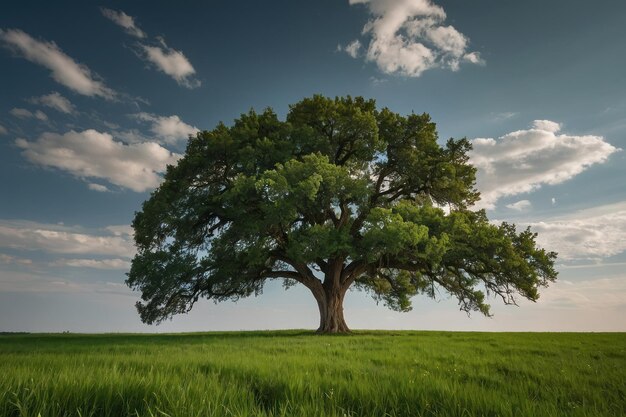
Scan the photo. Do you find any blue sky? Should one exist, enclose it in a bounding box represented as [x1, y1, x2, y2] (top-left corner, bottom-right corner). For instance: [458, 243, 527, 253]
[1, 0, 625, 332]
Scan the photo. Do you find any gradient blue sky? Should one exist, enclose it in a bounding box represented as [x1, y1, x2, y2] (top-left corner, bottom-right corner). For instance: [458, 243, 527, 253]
[1, 0, 625, 332]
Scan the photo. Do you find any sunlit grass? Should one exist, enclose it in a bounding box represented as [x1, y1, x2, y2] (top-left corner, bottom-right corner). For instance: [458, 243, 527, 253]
[1, 331, 624, 416]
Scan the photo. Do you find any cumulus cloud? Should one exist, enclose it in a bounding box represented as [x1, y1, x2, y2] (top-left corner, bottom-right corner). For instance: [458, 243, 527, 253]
[526, 202, 626, 261]
[16, 129, 180, 192]
[470, 120, 619, 209]
[140, 38, 200, 88]
[531, 119, 561, 133]
[0, 29, 116, 99]
[0, 220, 135, 258]
[52, 258, 131, 270]
[10, 107, 47, 121]
[345, 0, 483, 77]
[100, 8, 146, 39]
[0, 124, 7, 135]
[29, 91, 75, 114]
[133, 112, 198, 144]
[506, 200, 531, 211]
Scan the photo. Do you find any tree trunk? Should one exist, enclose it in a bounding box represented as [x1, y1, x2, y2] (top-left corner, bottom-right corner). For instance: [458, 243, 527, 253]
[315, 285, 350, 334]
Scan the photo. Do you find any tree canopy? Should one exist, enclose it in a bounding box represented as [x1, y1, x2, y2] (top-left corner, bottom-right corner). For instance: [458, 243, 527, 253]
[127, 95, 557, 333]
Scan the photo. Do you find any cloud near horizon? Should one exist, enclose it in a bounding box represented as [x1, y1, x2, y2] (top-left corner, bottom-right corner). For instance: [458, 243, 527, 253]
[526, 202, 626, 261]
[52, 258, 131, 270]
[0, 29, 116, 99]
[0, 269, 135, 295]
[344, 0, 483, 77]
[470, 120, 619, 209]
[0, 220, 135, 258]
[537, 276, 626, 310]
[16, 129, 181, 192]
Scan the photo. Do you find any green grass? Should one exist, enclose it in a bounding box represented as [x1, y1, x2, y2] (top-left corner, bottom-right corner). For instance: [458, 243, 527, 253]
[0, 331, 624, 417]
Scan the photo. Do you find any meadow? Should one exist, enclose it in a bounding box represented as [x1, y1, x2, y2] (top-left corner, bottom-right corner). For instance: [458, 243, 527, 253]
[0, 331, 624, 417]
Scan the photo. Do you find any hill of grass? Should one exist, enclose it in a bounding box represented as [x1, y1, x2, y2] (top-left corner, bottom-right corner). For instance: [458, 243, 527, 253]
[1, 330, 624, 416]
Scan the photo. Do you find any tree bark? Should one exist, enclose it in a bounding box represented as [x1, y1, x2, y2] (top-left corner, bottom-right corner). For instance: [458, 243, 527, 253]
[314, 283, 350, 334]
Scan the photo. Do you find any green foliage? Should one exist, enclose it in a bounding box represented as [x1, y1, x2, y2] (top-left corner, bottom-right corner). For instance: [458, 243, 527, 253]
[127, 95, 557, 325]
[1, 332, 624, 417]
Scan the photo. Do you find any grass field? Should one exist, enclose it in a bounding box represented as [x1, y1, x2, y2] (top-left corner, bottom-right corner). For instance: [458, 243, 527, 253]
[0, 331, 624, 417]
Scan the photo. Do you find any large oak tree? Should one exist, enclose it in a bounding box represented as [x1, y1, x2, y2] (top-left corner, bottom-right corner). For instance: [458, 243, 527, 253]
[127, 96, 557, 333]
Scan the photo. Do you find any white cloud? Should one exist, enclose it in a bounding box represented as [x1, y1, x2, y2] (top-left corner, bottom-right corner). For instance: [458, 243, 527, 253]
[105, 225, 134, 237]
[505, 199, 531, 211]
[10, 108, 48, 121]
[345, 0, 483, 77]
[133, 112, 198, 144]
[100, 8, 199, 89]
[0, 253, 33, 266]
[0, 220, 135, 258]
[140, 38, 200, 88]
[52, 258, 131, 270]
[462, 51, 483, 65]
[16, 129, 180, 192]
[0, 124, 7, 135]
[526, 202, 626, 261]
[88, 183, 110, 192]
[532, 119, 561, 133]
[100, 8, 146, 39]
[342, 40, 362, 58]
[0, 269, 134, 295]
[537, 277, 626, 310]
[470, 120, 619, 209]
[29, 91, 75, 114]
[0, 29, 116, 99]
[551, 197, 556, 205]
[9, 108, 32, 118]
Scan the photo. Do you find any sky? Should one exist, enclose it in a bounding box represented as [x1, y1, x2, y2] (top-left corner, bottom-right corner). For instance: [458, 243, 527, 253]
[0, 0, 625, 333]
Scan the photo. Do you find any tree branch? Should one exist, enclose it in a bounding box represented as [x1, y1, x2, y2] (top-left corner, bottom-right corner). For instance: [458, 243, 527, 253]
[261, 270, 305, 281]
[269, 251, 322, 290]
[326, 208, 339, 228]
[338, 202, 350, 228]
[342, 259, 368, 287]
[315, 258, 328, 274]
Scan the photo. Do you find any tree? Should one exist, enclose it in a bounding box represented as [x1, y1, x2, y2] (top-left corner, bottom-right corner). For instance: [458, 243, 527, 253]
[127, 95, 557, 333]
